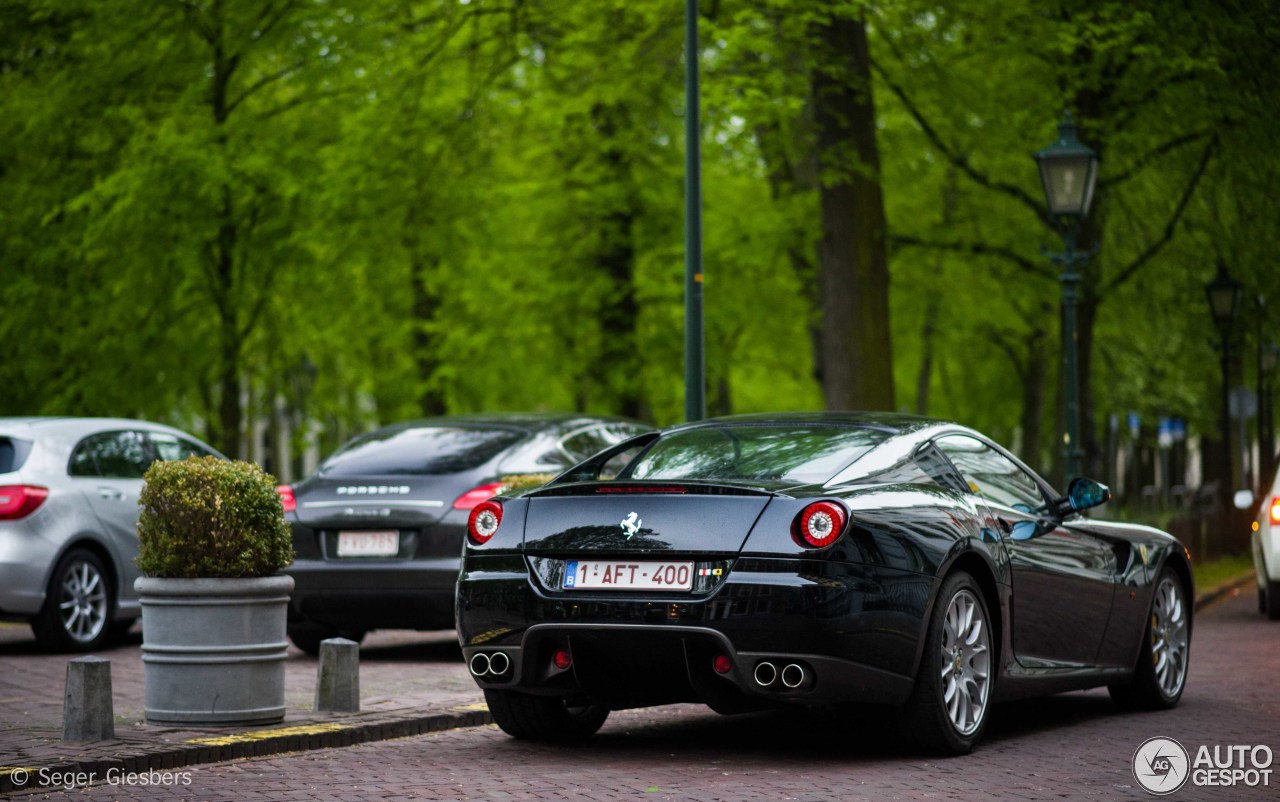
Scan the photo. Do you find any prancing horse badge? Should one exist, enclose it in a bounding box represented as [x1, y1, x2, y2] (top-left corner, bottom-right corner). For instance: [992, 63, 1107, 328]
[621, 512, 641, 539]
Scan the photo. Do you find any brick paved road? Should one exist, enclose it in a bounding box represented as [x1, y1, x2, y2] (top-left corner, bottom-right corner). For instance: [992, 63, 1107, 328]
[11, 586, 1278, 801]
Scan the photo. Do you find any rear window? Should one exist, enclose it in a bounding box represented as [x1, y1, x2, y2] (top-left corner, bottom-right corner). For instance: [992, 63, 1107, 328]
[625, 425, 888, 485]
[320, 426, 527, 476]
[0, 437, 34, 474]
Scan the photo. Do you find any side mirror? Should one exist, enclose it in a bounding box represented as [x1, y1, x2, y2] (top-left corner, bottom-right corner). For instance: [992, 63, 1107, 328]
[1233, 489, 1255, 510]
[1064, 477, 1111, 513]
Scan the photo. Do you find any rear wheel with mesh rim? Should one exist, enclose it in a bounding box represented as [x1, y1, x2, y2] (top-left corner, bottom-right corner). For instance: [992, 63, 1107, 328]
[1109, 569, 1190, 709]
[484, 689, 609, 742]
[900, 571, 993, 755]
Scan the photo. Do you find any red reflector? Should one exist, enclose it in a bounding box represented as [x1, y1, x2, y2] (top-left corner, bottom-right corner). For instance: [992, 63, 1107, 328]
[454, 482, 505, 510]
[276, 485, 296, 513]
[596, 486, 688, 494]
[712, 654, 732, 675]
[553, 649, 572, 670]
[0, 485, 49, 520]
[793, 501, 848, 548]
[467, 500, 503, 545]
[1270, 497, 1280, 525]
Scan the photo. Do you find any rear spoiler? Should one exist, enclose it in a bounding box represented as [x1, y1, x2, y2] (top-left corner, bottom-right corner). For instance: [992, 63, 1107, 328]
[523, 480, 777, 499]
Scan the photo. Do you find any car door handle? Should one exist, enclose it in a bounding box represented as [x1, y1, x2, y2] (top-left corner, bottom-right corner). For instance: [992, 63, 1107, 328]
[97, 487, 125, 501]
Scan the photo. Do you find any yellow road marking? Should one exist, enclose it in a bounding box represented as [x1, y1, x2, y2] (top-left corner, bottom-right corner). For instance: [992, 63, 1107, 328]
[185, 723, 348, 746]
[452, 703, 490, 712]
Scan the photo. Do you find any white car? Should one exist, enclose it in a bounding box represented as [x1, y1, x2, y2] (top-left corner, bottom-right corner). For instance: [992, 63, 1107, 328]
[0, 418, 224, 651]
[1249, 485, 1280, 619]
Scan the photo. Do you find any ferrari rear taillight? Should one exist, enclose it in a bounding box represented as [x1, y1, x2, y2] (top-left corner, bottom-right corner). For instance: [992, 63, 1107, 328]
[0, 485, 49, 520]
[1270, 496, 1280, 525]
[467, 500, 503, 545]
[453, 483, 505, 511]
[553, 649, 572, 670]
[276, 485, 296, 513]
[792, 501, 848, 548]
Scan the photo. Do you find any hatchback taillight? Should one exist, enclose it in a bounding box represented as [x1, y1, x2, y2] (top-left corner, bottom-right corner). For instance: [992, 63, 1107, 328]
[792, 501, 848, 548]
[276, 485, 296, 513]
[0, 485, 49, 520]
[468, 500, 503, 545]
[453, 482, 505, 511]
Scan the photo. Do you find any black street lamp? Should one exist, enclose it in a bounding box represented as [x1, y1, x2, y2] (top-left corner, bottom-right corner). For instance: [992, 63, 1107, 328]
[683, 0, 704, 422]
[1205, 264, 1242, 509]
[1034, 112, 1100, 483]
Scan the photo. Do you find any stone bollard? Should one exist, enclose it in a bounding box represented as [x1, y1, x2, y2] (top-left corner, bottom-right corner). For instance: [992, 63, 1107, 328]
[315, 638, 360, 713]
[63, 656, 114, 741]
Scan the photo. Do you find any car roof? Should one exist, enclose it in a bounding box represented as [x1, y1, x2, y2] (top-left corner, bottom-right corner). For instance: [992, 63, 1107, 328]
[665, 411, 953, 435]
[0, 416, 199, 434]
[366, 413, 649, 436]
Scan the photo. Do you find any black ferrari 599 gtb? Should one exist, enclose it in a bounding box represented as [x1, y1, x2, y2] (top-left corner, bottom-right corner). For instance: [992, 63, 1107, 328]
[455, 413, 1191, 754]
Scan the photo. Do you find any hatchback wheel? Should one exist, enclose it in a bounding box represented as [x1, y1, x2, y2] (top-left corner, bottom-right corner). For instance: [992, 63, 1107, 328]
[32, 549, 112, 652]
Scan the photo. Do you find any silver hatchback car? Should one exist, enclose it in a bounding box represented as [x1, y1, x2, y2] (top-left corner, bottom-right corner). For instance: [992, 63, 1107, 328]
[0, 418, 224, 651]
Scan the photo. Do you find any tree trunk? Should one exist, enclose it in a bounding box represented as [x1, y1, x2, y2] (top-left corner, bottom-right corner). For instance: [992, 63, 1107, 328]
[589, 102, 644, 420]
[810, 12, 893, 411]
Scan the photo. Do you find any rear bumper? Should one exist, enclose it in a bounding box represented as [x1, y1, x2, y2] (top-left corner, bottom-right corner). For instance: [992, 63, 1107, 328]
[285, 557, 459, 632]
[0, 523, 57, 617]
[455, 555, 936, 708]
[1255, 522, 1280, 584]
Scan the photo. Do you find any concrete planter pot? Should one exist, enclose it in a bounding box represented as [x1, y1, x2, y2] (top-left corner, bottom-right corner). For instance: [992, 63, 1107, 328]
[135, 575, 294, 726]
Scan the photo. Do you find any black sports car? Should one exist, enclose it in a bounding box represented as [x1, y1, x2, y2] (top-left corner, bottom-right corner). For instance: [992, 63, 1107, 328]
[282, 414, 651, 653]
[455, 412, 1192, 754]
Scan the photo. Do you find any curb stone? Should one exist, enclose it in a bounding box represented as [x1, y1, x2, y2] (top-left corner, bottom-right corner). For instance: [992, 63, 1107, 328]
[1193, 570, 1255, 611]
[0, 708, 492, 794]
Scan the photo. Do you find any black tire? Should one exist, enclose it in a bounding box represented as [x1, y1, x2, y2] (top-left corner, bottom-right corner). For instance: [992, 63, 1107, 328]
[899, 571, 994, 755]
[1109, 568, 1190, 710]
[1266, 581, 1280, 621]
[1262, 585, 1269, 615]
[484, 689, 609, 742]
[31, 548, 113, 653]
[287, 622, 366, 655]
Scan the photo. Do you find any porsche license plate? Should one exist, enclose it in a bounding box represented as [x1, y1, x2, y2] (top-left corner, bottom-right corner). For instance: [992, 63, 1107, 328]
[564, 560, 693, 590]
[336, 531, 399, 557]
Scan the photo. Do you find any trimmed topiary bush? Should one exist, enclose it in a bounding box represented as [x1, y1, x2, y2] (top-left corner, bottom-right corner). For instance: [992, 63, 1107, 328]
[137, 456, 294, 578]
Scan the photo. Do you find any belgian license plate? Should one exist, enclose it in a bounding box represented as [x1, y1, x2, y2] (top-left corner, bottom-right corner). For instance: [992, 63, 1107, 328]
[564, 560, 693, 590]
[336, 531, 399, 557]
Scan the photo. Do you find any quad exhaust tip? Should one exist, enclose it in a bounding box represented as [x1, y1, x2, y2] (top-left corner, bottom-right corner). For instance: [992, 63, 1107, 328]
[470, 651, 511, 677]
[753, 661, 777, 687]
[781, 663, 806, 689]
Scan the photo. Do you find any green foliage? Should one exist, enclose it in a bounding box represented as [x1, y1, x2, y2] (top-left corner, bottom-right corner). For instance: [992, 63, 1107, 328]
[0, 0, 1276, 478]
[136, 457, 294, 579]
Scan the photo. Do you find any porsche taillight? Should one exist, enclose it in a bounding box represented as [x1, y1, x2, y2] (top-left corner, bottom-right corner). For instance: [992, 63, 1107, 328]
[453, 482, 505, 511]
[792, 501, 848, 548]
[1270, 496, 1280, 526]
[276, 485, 296, 513]
[468, 500, 503, 545]
[0, 485, 49, 520]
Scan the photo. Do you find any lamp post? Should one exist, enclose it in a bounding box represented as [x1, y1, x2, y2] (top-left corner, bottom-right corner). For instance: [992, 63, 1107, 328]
[683, 0, 705, 422]
[1034, 112, 1099, 483]
[1205, 265, 1242, 516]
